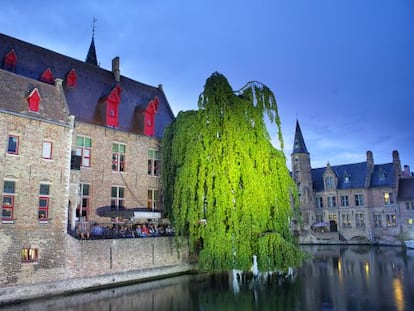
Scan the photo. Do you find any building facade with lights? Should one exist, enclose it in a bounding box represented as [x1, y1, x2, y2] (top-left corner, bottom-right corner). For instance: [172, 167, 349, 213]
[0, 33, 191, 303]
[291, 120, 414, 244]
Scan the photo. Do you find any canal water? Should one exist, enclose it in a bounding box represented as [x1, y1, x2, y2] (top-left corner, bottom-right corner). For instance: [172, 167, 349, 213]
[2, 245, 414, 311]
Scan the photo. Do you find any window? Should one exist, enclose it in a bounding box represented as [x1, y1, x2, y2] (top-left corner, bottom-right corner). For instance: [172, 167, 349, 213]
[383, 192, 394, 205]
[374, 213, 383, 228]
[42, 141, 52, 159]
[386, 213, 396, 227]
[147, 189, 159, 210]
[354, 194, 364, 207]
[112, 143, 126, 172]
[3, 49, 17, 72]
[66, 69, 77, 88]
[325, 176, 335, 191]
[316, 197, 323, 208]
[39, 184, 50, 221]
[111, 186, 125, 211]
[407, 218, 414, 226]
[2, 181, 15, 221]
[328, 196, 336, 208]
[144, 97, 159, 136]
[406, 201, 414, 210]
[76, 136, 92, 167]
[40, 68, 54, 84]
[7, 135, 19, 154]
[77, 184, 90, 221]
[340, 195, 349, 207]
[342, 213, 351, 228]
[27, 88, 41, 112]
[355, 212, 365, 229]
[148, 150, 161, 176]
[21, 246, 38, 263]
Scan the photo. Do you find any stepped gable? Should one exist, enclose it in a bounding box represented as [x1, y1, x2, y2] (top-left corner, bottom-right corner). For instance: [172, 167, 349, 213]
[0, 68, 69, 124]
[0, 32, 175, 138]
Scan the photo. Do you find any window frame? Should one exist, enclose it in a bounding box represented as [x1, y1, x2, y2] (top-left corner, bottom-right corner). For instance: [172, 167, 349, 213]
[328, 196, 336, 208]
[21, 246, 38, 263]
[77, 183, 90, 221]
[112, 143, 126, 172]
[2, 180, 16, 222]
[7, 135, 19, 155]
[147, 149, 161, 176]
[316, 197, 323, 208]
[340, 195, 349, 207]
[76, 136, 92, 167]
[39, 184, 50, 222]
[42, 141, 53, 159]
[383, 192, 394, 206]
[147, 189, 159, 210]
[354, 193, 364, 207]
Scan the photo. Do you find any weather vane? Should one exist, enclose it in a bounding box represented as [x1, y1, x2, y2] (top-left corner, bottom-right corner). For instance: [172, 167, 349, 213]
[91, 17, 97, 38]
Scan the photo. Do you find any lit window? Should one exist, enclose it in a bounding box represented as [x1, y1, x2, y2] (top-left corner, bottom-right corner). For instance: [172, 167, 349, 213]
[148, 150, 161, 176]
[76, 136, 92, 167]
[21, 246, 38, 263]
[383, 192, 394, 205]
[355, 194, 364, 207]
[112, 143, 126, 172]
[407, 218, 414, 226]
[42, 141, 52, 159]
[147, 189, 159, 210]
[77, 184, 90, 221]
[2, 180, 15, 222]
[386, 214, 396, 227]
[7, 135, 19, 154]
[39, 184, 50, 221]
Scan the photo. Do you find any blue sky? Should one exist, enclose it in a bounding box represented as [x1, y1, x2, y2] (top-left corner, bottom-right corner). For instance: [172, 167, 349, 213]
[1, 0, 413, 170]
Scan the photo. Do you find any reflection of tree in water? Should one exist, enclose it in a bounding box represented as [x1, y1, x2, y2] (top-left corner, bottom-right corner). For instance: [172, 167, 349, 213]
[195, 272, 301, 311]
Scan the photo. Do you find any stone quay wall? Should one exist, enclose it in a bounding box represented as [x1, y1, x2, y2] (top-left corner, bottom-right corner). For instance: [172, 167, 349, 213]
[0, 236, 192, 305]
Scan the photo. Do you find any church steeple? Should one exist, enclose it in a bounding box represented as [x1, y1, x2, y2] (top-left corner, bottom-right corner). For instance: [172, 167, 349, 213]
[85, 18, 98, 66]
[292, 119, 309, 154]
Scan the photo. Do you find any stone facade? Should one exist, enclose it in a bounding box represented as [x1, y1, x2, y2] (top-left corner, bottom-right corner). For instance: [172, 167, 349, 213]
[292, 121, 414, 244]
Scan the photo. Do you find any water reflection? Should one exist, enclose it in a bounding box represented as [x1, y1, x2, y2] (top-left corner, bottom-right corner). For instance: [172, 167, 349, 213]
[2, 245, 414, 311]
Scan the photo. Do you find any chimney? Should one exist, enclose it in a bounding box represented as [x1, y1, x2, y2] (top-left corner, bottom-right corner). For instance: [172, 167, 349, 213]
[403, 165, 411, 177]
[112, 56, 120, 82]
[366, 151, 374, 167]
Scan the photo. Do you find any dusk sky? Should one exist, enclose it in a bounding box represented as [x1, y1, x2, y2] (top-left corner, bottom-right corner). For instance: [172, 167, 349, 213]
[1, 1, 413, 170]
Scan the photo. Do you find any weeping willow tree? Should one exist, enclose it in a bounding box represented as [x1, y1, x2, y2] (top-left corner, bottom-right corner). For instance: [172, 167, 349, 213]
[162, 72, 303, 273]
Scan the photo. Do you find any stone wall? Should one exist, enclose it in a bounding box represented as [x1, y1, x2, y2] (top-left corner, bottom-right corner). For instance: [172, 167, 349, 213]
[0, 236, 191, 305]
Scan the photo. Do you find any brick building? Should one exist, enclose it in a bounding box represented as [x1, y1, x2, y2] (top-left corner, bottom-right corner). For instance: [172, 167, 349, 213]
[291, 120, 414, 243]
[0, 32, 183, 298]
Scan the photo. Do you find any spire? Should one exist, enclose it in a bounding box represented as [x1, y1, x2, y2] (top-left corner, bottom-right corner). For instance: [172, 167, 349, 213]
[85, 18, 98, 66]
[292, 120, 309, 154]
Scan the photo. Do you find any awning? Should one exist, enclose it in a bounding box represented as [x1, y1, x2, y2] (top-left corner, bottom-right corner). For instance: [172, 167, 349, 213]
[312, 221, 329, 228]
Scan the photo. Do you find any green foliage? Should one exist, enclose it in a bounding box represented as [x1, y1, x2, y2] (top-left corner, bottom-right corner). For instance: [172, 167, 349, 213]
[162, 72, 303, 272]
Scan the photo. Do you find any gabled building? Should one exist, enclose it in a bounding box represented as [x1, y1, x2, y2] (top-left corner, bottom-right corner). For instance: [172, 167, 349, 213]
[0, 32, 180, 294]
[291, 120, 413, 244]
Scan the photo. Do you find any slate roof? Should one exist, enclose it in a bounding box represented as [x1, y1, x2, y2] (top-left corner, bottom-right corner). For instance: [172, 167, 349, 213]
[311, 161, 395, 192]
[292, 120, 309, 154]
[0, 68, 69, 125]
[398, 177, 414, 201]
[0, 32, 175, 139]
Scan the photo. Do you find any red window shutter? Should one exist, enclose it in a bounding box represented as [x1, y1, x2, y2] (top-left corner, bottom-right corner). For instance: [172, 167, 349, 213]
[40, 68, 54, 84]
[144, 97, 159, 136]
[27, 88, 41, 112]
[106, 87, 121, 127]
[4, 49, 17, 71]
[66, 69, 77, 88]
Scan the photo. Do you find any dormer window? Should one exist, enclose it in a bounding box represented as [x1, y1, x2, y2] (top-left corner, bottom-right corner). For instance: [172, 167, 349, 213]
[144, 97, 159, 136]
[27, 88, 41, 112]
[40, 68, 54, 84]
[325, 176, 335, 190]
[3, 49, 17, 72]
[66, 69, 77, 88]
[105, 86, 121, 127]
[343, 171, 350, 183]
[378, 167, 386, 181]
